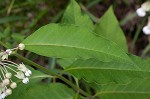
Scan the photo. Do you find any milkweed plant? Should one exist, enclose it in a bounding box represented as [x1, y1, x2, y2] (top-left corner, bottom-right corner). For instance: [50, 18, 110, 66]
[0, 44, 32, 99]
[1, 0, 150, 99]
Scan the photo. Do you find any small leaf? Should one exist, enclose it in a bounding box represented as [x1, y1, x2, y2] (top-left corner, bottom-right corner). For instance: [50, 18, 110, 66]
[3, 27, 10, 37]
[94, 6, 128, 52]
[61, 0, 94, 29]
[11, 33, 25, 42]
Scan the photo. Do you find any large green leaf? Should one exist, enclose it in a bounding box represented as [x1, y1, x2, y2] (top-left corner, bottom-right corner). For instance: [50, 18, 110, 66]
[95, 78, 150, 99]
[61, 0, 94, 29]
[59, 0, 94, 68]
[7, 83, 76, 99]
[22, 23, 133, 65]
[64, 54, 150, 84]
[94, 7, 128, 52]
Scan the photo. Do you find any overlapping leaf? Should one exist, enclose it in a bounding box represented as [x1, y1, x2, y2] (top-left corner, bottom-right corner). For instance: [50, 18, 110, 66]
[95, 78, 150, 99]
[61, 0, 94, 29]
[94, 7, 128, 52]
[64, 54, 150, 84]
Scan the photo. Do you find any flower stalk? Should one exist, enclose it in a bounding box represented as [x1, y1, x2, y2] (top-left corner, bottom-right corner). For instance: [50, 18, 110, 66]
[0, 41, 91, 98]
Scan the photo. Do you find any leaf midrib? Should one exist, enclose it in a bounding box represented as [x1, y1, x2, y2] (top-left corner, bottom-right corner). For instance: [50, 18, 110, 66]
[96, 91, 150, 95]
[65, 67, 150, 73]
[25, 43, 133, 64]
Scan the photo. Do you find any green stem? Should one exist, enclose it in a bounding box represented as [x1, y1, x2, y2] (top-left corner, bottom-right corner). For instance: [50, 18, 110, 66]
[0, 41, 91, 97]
[131, 19, 146, 50]
[7, 0, 15, 16]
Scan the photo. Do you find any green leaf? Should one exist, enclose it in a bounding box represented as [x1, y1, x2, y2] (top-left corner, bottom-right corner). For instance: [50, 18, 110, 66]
[94, 6, 128, 52]
[7, 83, 76, 99]
[95, 78, 150, 99]
[22, 23, 133, 65]
[57, 58, 77, 69]
[64, 55, 150, 84]
[61, 0, 94, 29]
[3, 27, 10, 37]
[11, 33, 25, 42]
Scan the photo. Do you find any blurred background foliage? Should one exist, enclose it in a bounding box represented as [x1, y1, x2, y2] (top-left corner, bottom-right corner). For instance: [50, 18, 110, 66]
[0, 0, 149, 63]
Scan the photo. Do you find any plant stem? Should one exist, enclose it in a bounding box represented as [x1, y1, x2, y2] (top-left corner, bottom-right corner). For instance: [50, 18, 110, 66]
[131, 19, 146, 50]
[0, 41, 91, 97]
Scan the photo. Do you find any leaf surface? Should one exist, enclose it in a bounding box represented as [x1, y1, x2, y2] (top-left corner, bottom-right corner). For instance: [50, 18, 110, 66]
[22, 23, 133, 65]
[96, 78, 150, 99]
[7, 83, 76, 99]
[94, 7, 128, 52]
[61, 0, 94, 29]
[64, 55, 150, 84]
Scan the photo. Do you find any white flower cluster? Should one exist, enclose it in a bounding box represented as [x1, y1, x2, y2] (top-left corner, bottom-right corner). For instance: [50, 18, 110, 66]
[0, 43, 32, 99]
[136, 1, 150, 35]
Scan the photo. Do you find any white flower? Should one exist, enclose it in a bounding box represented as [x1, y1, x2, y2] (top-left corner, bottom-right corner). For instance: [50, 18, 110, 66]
[0, 49, 13, 60]
[25, 70, 32, 76]
[1, 92, 6, 99]
[10, 82, 17, 89]
[5, 49, 12, 55]
[22, 78, 29, 84]
[27, 69, 32, 74]
[141, 1, 150, 12]
[3, 79, 10, 86]
[18, 63, 27, 72]
[136, 1, 150, 17]
[15, 71, 25, 79]
[5, 73, 12, 79]
[136, 7, 146, 17]
[18, 43, 25, 50]
[18, 63, 32, 77]
[143, 25, 150, 35]
[0, 45, 32, 98]
[25, 71, 30, 76]
[5, 89, 12, 95]
[1, 54, 8, 60]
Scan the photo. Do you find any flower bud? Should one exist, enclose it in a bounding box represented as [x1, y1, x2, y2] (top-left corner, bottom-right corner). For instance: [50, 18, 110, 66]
[1, 54, 8, 60]
[5, 73, 12, 79]
[141, 1, 150, 11]
[27, 70, 32, 75]
[22, 78, 29, 84]
[18, 43, 25, 50]
[18, 63, 27, 72]
[15, 71, 25, 79]
[6, 89, 12, 95]
[3, 79, 10, 85]
[143, 26, 150, 35]
[25, 72, 30, 76]
[10, 82, 17, 89]
[5, 49, 12, 55]
[136, 8, 146, 17]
